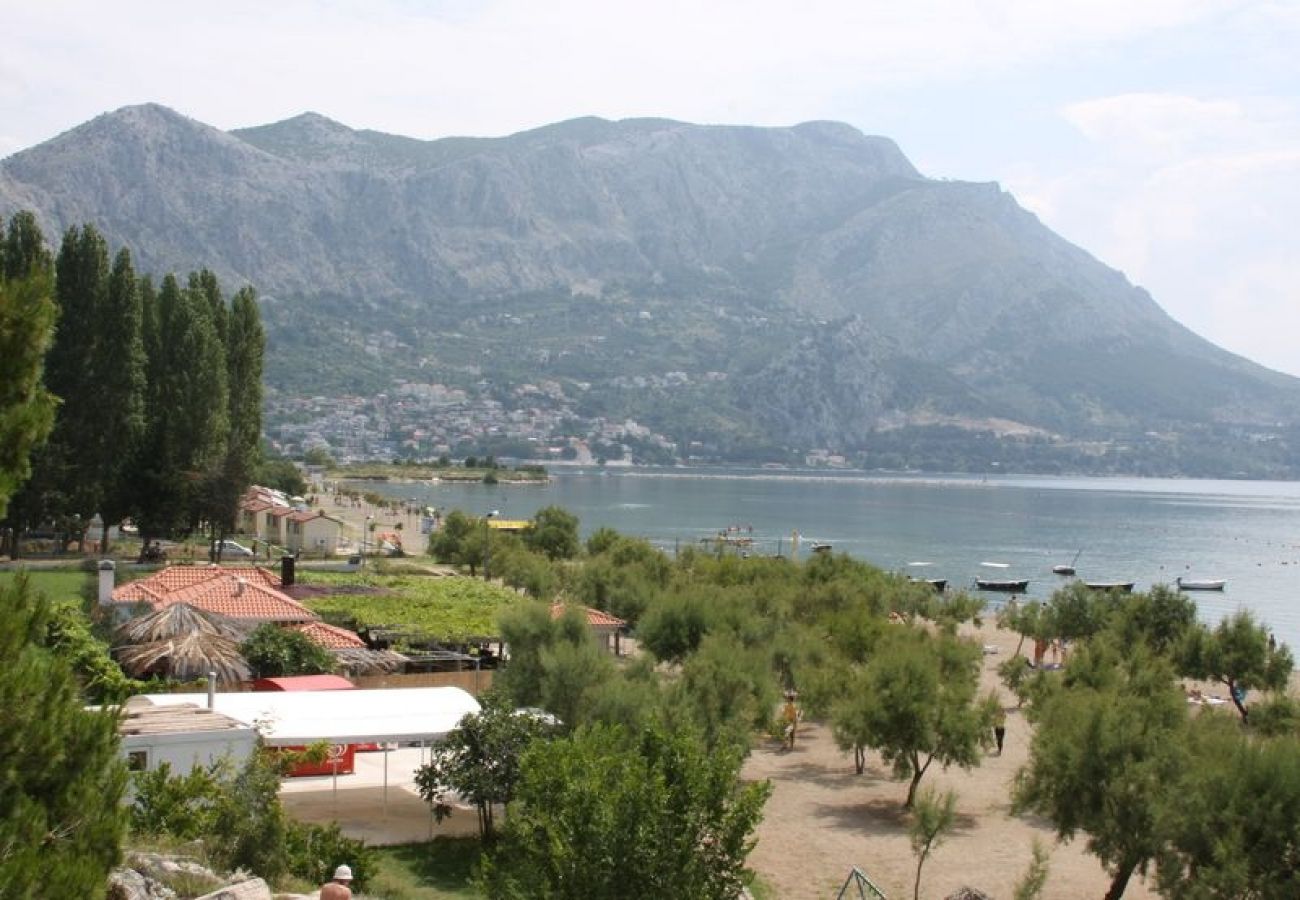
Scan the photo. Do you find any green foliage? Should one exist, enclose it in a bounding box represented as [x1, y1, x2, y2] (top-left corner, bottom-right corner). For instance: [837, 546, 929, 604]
[241, 623, 335, 677]
[846, 628, 995, 807]
[670, 633, 780, 752]
[414, 692, 555, 839]
[1179, 610, 1294, 721]
[537, 638, 617, 733]
[637, 591, 714, 663]
[0, 260, 57, 520]
[494, 603, 590, 709]
[479, 723, 771, 900]
[1012, 839, 1052, 900]
[908, 787, 957, 900]
[305, 574, 523, 641]
[523, 505, 580, 561]
[1154, 715, 1300, 898]
[45, 597, 147, 703]
[283, 819, 376, 892]
[130, 760, 224, 840]
[0, 574, 127, 897]
[1014, 643, 1188, 900]
[428, 509, 488, 574]
[255, 445, 309, 496]
[207, 749, 289, 882]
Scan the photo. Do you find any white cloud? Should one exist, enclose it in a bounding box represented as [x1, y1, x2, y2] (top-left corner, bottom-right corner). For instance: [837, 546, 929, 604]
[1008, 93, 1300, 376]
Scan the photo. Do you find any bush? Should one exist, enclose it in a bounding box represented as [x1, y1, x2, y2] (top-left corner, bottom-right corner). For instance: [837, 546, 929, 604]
[284, 820, 375, 891]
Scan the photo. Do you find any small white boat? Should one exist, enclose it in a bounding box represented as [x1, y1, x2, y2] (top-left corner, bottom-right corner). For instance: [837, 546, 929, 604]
[1176, 577, 1226, 591]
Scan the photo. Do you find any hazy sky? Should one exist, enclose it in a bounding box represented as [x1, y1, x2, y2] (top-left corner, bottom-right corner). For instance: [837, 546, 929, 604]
[3, 1, 1297, 375]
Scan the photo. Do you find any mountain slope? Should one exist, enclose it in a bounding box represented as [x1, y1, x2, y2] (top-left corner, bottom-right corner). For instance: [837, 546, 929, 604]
[3, 104, 1298, 474]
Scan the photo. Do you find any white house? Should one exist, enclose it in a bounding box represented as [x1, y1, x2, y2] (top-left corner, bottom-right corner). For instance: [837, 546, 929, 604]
[117, 702, 257, 796]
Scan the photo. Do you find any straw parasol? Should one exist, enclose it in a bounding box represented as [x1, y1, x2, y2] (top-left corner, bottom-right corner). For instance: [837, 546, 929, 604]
[114, 631, 252, 685]
[114, 602, 252, 685]
[117, 601, 248, 643]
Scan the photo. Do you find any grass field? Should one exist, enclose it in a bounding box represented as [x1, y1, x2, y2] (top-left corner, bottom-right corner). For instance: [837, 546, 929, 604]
[0, 568, 92, 604]
[368, 839, 481, 899]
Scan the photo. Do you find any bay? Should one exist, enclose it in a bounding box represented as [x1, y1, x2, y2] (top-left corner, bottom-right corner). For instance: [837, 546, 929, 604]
[356, 468, 1300, 654]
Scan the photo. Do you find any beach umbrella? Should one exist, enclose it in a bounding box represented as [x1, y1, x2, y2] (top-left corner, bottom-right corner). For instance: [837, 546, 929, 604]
[114, 631, 252, 685]
[116, 602, 248, 643]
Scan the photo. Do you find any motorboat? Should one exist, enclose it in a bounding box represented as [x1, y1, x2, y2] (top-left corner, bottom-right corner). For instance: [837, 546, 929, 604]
[1176, 577, 1226, 591]
[975, 578, 1029, 593]
[1084, 581, 1135, 593]
[910, 578, 947, 592]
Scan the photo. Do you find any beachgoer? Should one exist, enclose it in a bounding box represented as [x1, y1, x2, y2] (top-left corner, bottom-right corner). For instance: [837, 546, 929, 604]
[781, 692, 800, 750]
[993, 708, 1007, 756]
[1269, 632, 1277, 653]
[320, 864, 353, 900]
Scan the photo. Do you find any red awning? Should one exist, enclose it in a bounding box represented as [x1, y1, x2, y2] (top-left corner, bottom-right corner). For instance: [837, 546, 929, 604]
[252, 674, 355, 692]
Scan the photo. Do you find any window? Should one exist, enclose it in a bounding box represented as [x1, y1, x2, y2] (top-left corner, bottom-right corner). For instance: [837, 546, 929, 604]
[126, 750, 149, 772]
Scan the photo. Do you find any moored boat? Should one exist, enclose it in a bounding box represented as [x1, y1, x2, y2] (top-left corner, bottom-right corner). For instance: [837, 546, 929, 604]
[975, 578, 1029, 593]
[1084, 581, 1135, 593]
[1176, 577, 1226, 591]
[1052, 564, 1076, 576]
[910, 577, 947, 592]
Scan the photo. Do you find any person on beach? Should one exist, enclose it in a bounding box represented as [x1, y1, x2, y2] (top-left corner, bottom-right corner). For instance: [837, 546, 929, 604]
[782, 692, 800, 750]
[320, 864, 353, 899]
[993, 708, 1007, 756]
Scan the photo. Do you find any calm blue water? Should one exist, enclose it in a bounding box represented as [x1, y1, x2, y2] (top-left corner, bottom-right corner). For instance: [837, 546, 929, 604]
[356, 468, 1300, 653]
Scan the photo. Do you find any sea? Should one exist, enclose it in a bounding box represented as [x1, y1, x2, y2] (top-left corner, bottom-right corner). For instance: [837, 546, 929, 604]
[352, 468, 1300, 655]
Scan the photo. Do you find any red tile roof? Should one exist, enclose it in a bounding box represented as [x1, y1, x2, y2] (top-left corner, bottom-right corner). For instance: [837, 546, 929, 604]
[550, 603, 626, 628]
[289, 621, 367, 649]
[113, 565, 281, 602]
[112, 566, 312, 624]
[241, 499, 274, 513]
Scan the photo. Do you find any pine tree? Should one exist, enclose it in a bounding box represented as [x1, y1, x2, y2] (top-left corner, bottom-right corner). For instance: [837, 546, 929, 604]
[0, 574, 127, 895]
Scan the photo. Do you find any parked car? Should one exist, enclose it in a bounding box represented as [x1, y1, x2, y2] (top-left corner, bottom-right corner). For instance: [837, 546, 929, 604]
[217, 540, 256, 558]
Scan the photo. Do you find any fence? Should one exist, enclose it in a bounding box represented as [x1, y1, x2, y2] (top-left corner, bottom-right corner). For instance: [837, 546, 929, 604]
[352, 669, 493, 695]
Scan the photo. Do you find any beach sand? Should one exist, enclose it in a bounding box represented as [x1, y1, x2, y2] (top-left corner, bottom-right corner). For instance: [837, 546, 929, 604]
[743, 620, 1160, 900]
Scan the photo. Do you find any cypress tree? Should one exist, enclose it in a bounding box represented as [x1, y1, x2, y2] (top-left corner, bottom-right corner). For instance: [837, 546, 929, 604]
[0, 266, 58, 522]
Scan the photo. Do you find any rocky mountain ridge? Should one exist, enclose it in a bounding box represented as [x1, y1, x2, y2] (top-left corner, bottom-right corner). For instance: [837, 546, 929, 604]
[4, 104, 1298, 474]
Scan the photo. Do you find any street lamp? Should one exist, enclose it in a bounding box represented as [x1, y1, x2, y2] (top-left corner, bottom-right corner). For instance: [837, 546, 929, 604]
[483, 510, 499, 581]
[362, 514, 374, 568]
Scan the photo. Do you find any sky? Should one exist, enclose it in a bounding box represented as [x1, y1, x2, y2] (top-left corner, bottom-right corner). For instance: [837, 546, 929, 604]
[2, 0, 1298, 376]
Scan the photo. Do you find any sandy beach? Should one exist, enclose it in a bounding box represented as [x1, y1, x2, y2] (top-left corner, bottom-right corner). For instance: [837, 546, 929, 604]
[743, 619, 1160, 900]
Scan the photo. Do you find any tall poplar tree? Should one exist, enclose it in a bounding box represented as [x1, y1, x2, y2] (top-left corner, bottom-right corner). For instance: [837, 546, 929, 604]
[0, 215, 57, 524]
[210, 286, 264, 551]
[13, 225, 110, 547]
[90, 249, 147, 552]
[136, 274, 228, 540]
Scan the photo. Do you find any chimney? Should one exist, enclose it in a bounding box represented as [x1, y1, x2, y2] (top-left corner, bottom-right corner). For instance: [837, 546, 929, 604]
[97, 559, 116, 607]
[280, 554, 295, 587]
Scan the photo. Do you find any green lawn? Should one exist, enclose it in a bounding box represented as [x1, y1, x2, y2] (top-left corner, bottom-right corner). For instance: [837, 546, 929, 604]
[367, 839, 482, 899]
[0, 568, 92, 604]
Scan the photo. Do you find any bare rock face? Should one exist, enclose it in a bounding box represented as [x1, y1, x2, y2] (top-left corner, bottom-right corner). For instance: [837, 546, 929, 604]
[193, 876, 272, 900]
[4, 104, 1300, 469]
[107, 867, 177, 900]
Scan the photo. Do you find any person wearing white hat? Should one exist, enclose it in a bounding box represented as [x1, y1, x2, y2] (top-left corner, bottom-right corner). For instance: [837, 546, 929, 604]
[319, 864, 353, 899]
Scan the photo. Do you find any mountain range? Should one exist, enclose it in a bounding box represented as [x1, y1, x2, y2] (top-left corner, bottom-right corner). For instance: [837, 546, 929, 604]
[3, 103, 1298, 475]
